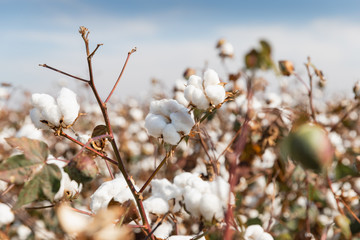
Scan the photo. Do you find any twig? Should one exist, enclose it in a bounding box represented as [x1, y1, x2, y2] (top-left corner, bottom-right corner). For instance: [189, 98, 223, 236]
[89, 44, 103, 59]
[144, 213, 170, 240]
[25, 204, 55, 210]
[1, 183, 14, 196]
[139, 148, 174, 193]
[304, 58, 317, 123]
[39, 64, 89, 83]
[340, 198, 360, 224]
[327, 175, 345, 215]
[105, 47, 137, 104]
[330, 101, 360, 132]
[70, 206, 94, 216]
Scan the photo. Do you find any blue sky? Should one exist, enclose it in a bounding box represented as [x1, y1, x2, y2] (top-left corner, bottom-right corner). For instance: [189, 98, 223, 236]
[1, 0, 360, 101]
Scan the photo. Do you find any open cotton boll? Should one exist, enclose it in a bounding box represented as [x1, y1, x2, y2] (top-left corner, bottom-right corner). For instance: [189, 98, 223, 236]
[145, 113, 169, 138]
[220, 42, 234, 57]
[173, 172, 193, 188]
[31, 93, 57, 110]
[199, 193, 224, 221]
[183, 187, 202, 217]
[205, 85, 226, 105]
[170, 111, 194, 134]
[210, 177, 233, 207]
[54, 167, 82, 201]
[191, 88, 210, 110]
[41, 104, 62, 126]
[159, 99, 183, 117]
[151, 179, 182, 200]
[90, 175, 136, 213]
[57, 88, 80, 126]
[203, 69, 220, 87]
[0, 203, 15, 226]
[153, 221, 173, 239]
[188, 75, 203, 88]
[244, 225, 266, 240]
[30, 108, 50, 130]
[143, 196, 169, 215]
[162, 124, 181, 145]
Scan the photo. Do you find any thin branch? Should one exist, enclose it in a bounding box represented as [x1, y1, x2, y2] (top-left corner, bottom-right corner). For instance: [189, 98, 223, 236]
[39, 64, 89, 83]
[60, 132, 118, 166]
[25, 204, 55, 210]
[89, 44, 103, 59]
[105, 47, 137, 104]
[139, 149, 174, 193]
[340, 198, 360, 224]
[304, 58, 317, 122]
[330, 101, 360, 132]
[144, 213, 170, 240]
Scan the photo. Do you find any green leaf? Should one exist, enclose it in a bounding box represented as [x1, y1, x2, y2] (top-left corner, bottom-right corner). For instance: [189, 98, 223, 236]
[335, 162, 358, 180]
[5, 137, 49, 163]
[15, 164, 62, 209]
[0, 154, 43, 184]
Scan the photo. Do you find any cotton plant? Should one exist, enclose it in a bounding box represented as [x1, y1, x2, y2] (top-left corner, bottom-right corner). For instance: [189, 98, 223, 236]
[30, 87, 80, 132]
[184, 69, 226, 110]
[243, 225, 274, 240]
[144, 99, 195, 145]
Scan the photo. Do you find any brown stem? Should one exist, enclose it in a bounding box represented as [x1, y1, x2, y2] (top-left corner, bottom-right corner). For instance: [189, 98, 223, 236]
[60, 132, 118, 165]
[70, 207, 94, 216]
[330, 101, 360, 132]
[327, 175, 345, 215]
[305, 59, 317, 123]
[340, 198, 360, 224]
[79, 30, 153, 237]
[105, 48, 137, 104]
[89, 44, 103, 59]
[39, 64, 89, 83]
[25, 204, 55, 210]
[139, 149, 174, 193]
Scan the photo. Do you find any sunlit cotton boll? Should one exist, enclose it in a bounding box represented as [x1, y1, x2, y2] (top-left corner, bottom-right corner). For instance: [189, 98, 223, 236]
[144, 113, 169, 138]
[199, 193, 224, 221]
[153, 221, 173, 239]
[244, 224, 274, 240]
[57, 88, 80, 126]
[163, 123, 181, 145]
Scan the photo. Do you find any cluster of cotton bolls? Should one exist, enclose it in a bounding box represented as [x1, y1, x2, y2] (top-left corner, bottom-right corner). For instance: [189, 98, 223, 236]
[145, 99, 195, 145]
[184, 69, 226, 110]
[89, 172, 232, 239]
[30, 87, 80, 130]
[216, 38, 234, 58]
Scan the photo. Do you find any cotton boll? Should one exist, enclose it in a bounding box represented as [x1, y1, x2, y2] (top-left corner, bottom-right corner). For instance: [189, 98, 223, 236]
[54, 167, 82, 201]
[170, 110, 194, 135]
[162, 124, 181, 145]
[220, 42, 234, 57]
[143, 196, 169, 215]
[168, 235, 205, 240]
[151, 179, 182, 200]
[0, 203, 15, 226]
[244, 225, 265, 240]
[210, 177, 233, 207]
[203, 69, 220, 87]
[90, 176, 135, 213]
[184, 84, 196, 103]
[191, 88, 210, 110]
[187, 75, 203, 89]
[183, 187, 202, 217]
[188, 175, 210, 193]
[145, 113, 169, 138]
[199, 193, 223, 221]
[129, 108, 144, 121]
[174, 172, 193, 188]
[57, 88, 80, 126]
[30, 108, 50, 130]
[41, 104, 62, 126]
[205, 85, 226, 105]
[160, 99, 183, 117]
[31, 93, 57, 110]
[153, 221, 173, 239]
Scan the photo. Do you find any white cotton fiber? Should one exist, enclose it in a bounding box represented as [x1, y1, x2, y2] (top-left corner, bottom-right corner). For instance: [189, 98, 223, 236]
[151, 179, 181, 200]
[160, 99, 183, 117]
[41, 104, 62, 126]
[31, 93, 57, 110]
[183, 187, 202, 217]
[0, 203, 14, 226]
[220, 42, 234, 56]
[153, 221, 173, 239]
[173, 172, 193, 188]
[199, 193, 223, 221]
[162, 124, 181, 145]
[168, 235, 205, 240]
[203, 69, 220, 87]
[145, 113, 169, 137]
[170, 111, 194, 134]
[143, 196, 169, 215]
[187, 75, 203, 88]
[205, 85, 226, 106]
[30, 108, 49, 130]
[191, 88, 209, 110]
[57, 88, 80, 126]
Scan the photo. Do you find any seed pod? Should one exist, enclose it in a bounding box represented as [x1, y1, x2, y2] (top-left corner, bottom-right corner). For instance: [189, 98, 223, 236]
[281, 123, 334, 173]
[278, 60, 294, 76]
[65, 152, 99, 183]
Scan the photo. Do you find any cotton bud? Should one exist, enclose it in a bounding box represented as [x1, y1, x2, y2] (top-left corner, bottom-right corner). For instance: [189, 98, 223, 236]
[278, 60, 294, 76]
[282, 123, 334, 173]
[183, 68, 196, 80]
[65, 152, 99, 183]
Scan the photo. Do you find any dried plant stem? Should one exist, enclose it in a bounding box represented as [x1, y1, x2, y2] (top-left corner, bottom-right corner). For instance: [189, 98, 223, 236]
[305, 58, 317, 123]
[140, 148, 174, 193]
[327, 175, 345, 215]
[330, 101, 360, 131]
[39, 64, 89, 83]
[70, 207, 94, 216]
[105, 48, 136, 104]
[339, 198, 360, 224]
[78, 28, 153, 238]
